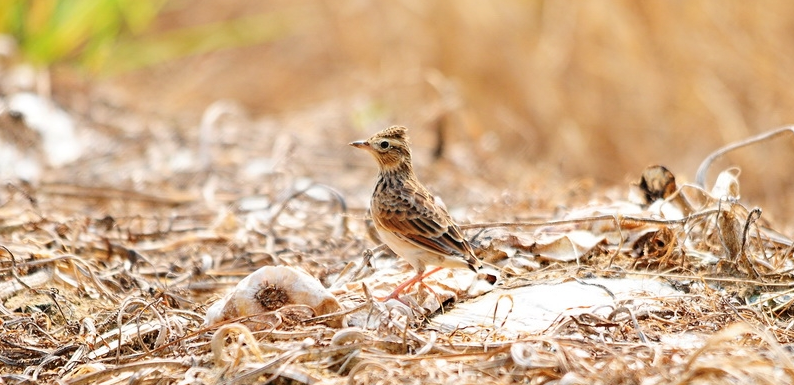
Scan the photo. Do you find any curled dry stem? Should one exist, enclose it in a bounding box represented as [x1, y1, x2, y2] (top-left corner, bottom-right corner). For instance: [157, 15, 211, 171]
[695, 125, 794, 188]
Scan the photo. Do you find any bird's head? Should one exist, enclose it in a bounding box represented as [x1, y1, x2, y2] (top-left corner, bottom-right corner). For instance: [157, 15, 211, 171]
[350, 126, 412, 172]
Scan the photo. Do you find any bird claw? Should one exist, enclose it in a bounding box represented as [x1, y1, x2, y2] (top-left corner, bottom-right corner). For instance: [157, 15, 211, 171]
[376, 267, 446, 309]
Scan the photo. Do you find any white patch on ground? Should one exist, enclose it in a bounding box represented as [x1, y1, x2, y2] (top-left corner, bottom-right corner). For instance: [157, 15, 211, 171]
[432, 277, 681, 335]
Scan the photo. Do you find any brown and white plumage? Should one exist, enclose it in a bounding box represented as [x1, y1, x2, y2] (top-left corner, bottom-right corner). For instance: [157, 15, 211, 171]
[350, 126, 481, 299]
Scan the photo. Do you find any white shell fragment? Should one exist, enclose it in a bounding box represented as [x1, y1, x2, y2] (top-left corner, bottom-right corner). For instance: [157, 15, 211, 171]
[531, 231, 605, 262]
[432, 277, 680, 336]
[710, 167, 741, 200]
[205, 266, 344, 329]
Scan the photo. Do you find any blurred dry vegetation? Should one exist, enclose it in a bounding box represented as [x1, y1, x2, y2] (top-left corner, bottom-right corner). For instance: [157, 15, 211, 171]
[3, 0, 794, 384]
[94, 0, 794, 225]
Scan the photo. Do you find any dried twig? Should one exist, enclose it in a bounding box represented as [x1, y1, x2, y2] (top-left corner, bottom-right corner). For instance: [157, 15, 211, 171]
[695, 125, 794, 188]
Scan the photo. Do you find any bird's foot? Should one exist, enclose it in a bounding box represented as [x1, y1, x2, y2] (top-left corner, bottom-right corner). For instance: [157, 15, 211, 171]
[377, 267, 445, 306]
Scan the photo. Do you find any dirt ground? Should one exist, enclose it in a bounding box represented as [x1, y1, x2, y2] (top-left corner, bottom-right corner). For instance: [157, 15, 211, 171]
[2, 1, 794, 384]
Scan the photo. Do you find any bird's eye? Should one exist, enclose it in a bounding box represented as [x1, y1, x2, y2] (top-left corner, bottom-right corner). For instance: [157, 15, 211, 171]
[379, 141, 390, 149]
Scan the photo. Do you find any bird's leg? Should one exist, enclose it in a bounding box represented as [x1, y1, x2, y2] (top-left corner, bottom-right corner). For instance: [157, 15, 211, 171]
[380, 271, 424, 301]
[380, 266, 445, 302]
[418, 266, 444, 281]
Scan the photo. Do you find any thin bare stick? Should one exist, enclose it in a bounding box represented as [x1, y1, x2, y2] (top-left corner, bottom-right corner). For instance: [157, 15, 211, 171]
[695, 125, 794, 188]
[460, 210, 720, 231]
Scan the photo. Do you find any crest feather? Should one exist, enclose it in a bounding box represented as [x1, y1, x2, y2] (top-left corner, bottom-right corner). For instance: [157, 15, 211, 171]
[377, 126, 409, 143]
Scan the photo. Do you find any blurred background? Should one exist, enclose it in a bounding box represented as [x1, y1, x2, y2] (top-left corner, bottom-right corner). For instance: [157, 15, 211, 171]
[3, 0, 794, 225]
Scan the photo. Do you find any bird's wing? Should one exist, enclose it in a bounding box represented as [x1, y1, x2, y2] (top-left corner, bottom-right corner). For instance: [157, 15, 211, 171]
[374, 184, 480, 270]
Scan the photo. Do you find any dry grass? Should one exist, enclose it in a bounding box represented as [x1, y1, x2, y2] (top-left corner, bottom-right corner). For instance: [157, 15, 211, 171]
[90, 0, 794, 223]
[2, 102, 794, 383]
[3, 1, 794, 384]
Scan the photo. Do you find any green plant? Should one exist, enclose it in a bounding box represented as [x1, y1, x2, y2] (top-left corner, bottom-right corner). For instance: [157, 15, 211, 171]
[0, 0, 292, 74]
[0, 0, 166, 69]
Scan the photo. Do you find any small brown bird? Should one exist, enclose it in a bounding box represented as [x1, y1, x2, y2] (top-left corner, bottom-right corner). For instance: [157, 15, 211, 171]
[350, 126, 481, 300]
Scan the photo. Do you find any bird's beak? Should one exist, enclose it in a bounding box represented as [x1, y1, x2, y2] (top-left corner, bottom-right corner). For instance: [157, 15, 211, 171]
[349, 140, 369, 150]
